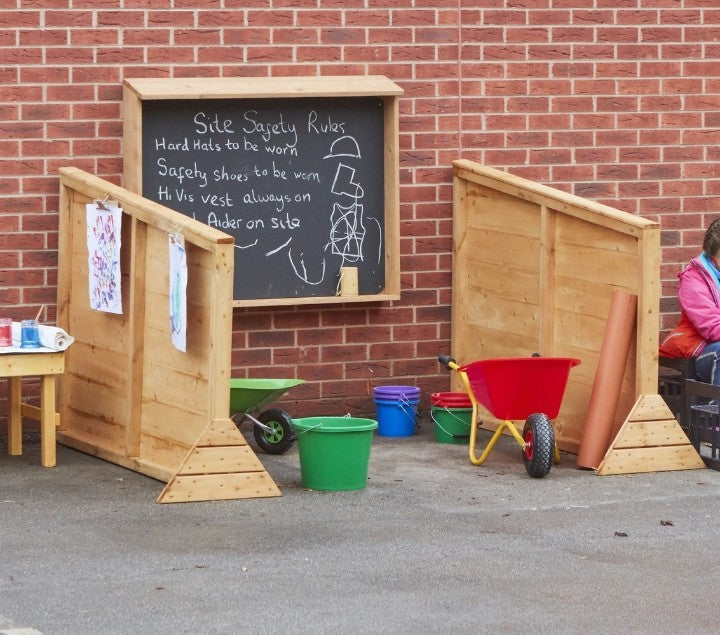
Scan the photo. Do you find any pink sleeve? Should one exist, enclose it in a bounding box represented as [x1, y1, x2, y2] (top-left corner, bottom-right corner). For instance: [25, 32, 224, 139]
[679, 267, 720, 342]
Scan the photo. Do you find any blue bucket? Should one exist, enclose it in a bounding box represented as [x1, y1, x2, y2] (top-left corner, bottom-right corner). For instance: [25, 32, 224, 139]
[373, 387, 420, 437]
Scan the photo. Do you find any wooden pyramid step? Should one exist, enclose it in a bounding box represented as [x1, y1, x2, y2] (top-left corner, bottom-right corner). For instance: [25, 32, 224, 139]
[157, 417, 282, 503]
[596, 394, 706, 475]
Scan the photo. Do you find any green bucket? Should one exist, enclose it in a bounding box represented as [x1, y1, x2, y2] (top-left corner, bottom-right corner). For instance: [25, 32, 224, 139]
[431, 405, 473, 444]
[293, 417, 378, 491]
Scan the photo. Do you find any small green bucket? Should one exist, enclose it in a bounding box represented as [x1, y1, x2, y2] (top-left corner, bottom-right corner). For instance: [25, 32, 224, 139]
[431, 405, 473, 444]
[293, 417, 378, 491]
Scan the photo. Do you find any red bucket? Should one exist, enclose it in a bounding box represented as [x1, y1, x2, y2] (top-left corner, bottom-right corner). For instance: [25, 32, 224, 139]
[431, 392, 472, 408]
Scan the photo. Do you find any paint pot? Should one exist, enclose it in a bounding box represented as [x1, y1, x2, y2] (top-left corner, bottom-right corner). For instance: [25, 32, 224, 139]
[0, 318, 11, 347]
[292, 417, 378, 490]
[20, 319, 40, 349]
[430, 392, 473, 444]
[373, 385, 420, 437]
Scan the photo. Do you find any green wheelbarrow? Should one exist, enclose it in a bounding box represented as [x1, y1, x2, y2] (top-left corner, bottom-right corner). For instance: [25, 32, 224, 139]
[229, 377, 305, 455]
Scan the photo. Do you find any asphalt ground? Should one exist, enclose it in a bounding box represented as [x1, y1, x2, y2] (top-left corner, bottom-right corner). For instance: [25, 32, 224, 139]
[1, 422, 720, 634]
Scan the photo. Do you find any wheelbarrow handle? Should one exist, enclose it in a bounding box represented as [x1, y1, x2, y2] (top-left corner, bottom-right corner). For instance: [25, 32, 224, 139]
[438, 355, 458, 370]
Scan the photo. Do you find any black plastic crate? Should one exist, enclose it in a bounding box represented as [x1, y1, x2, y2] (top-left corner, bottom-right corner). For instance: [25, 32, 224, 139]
[686, 379, 720, 471]
[659, 367, 686, 430]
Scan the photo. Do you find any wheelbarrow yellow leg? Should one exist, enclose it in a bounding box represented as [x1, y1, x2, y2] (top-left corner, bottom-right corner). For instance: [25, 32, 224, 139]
[468, 405, 527, 465]
[454, 362, 529, 466]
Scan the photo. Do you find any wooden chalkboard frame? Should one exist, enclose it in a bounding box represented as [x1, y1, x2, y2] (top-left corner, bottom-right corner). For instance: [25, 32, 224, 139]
[122, 76, 403, 307]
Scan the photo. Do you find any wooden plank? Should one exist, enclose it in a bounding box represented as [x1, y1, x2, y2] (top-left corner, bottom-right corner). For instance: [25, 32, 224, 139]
[39, 374, 57, 467]
[636, 226, 661, 396]
[65, 342, 128, 384]
[205, 237, 234, 425]
[465, 294, 540, 339]
[125, 76, 404, 100]
[539, 206, 556, 355]
[140, 402, 210, 446]
[141, 361, 210, 414]
[7, 376, 22, 455]
[611, 420, 692, 448]
[143, 292, 214, 336]
[555, 213, 641, 254]
[66, 308, 130, 352]
[177, 445, 264, 475]
[459, 323, 540, 359]
[554, 277, 621, 322]
[465, 187, 542, 237]
[20, 403, 60, 428]
[451, 172, 470, 359]
[453, 160, 658, 234]
[60, 168, 233, 251]
[466, 259, 540, 304]
[127, 216, 147, 457]
[122, 81, 142, 194]
[138, 434, 192, 472]
[58, 431, 174, 482]
[465, 226, 542, 260]
[596, 445, 705, 475]
[64, 374, 129, 425]
[383, 94, 401, 297]
[629, 394, 676, 422]
[553, 309, 610, 351]
[142, 324, 211, 369]
[195, 418, 248, 447]
[235, 293, 400, 308]
[157, 472, 281, 503]
[57, 421, 127, 459]
[0, 353, 64, 377]
[555, 243, 639, 289]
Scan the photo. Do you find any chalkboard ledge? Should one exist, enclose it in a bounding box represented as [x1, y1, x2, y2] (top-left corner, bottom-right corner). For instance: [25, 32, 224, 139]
[234, 292, 401, 308]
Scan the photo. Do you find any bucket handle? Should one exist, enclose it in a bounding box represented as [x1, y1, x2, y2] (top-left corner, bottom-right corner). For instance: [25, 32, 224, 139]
[397, 395, 423, 429]
[295, 422, 323, 436]
[431, 408, 472, 440]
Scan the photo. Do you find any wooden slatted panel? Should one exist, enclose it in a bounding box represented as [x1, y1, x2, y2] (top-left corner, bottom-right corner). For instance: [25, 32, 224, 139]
[177, 446, 264, 475]
[597, 445, 705, 475]
[195, 418, 249, 447]
[58, 168, 280, 502]
[628, 393, 675, 421]
[452, 161, 660, 453]
[597, 394, 705, 475]
[158, 472, 280, 503]
[611, 420, 691, 448]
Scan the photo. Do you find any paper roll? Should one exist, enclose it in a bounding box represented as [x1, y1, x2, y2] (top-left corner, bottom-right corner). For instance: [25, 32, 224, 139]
[576, 290, 637, 470]
[339, 267, 359, 297]
[11, 322, 75, 351]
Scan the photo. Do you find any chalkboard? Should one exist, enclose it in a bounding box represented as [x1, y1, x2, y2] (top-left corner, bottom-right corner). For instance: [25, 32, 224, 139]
[140, 97, 387, 301]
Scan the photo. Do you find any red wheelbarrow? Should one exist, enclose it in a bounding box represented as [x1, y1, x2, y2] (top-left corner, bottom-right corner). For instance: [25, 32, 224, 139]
[439, 355, 580, 477]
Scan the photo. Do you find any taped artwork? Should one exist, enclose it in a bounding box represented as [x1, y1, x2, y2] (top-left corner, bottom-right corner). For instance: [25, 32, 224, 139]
[86, 202, 123, 314]
[169, 234, 187, 352]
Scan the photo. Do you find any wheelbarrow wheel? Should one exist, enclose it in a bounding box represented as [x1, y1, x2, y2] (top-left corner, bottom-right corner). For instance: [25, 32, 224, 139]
[253, 409, 296, 455]
[522, 413, 554, 478]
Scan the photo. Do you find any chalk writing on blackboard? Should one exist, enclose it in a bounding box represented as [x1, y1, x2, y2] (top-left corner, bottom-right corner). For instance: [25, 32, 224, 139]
[141, 97, 386, 300]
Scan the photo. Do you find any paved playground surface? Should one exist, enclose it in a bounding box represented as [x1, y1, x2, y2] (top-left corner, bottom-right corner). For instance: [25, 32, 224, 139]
[2, 426, 719, 634]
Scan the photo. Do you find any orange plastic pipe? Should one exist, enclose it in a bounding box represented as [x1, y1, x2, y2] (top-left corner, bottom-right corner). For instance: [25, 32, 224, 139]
[576, 290, 638, 470]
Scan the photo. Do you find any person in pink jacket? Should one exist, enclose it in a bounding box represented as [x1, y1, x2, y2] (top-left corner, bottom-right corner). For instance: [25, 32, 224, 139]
[660, 217, 720, 385]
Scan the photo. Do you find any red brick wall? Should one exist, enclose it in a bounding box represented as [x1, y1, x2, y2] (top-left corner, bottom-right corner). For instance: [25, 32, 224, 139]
[2, 1, 719, 419]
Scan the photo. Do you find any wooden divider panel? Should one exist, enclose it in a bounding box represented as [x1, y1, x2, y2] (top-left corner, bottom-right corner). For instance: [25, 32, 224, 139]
[452, 161, 661, 453]
[57, 167, 280, 501]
